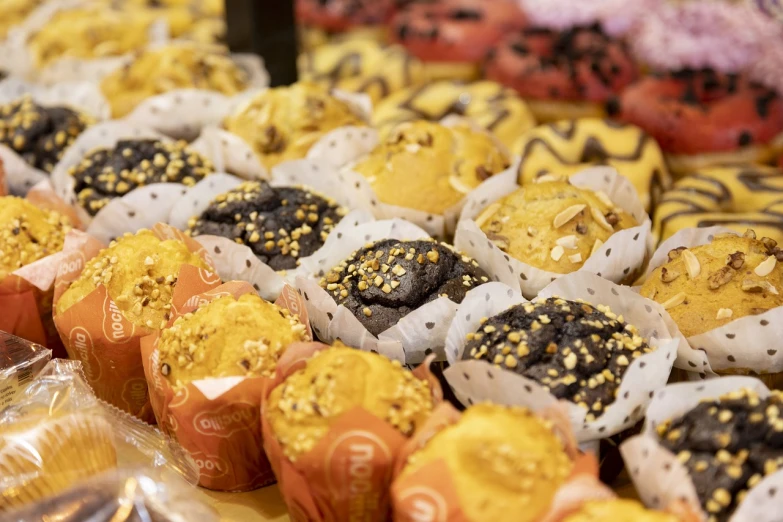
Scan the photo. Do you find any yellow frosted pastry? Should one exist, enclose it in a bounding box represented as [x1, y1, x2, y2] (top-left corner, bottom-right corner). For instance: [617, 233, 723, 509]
[0, 197, 71, 281]
[56, 229, 210, 330]
[398, 403, 573, 522]
[476, 181, 637, 273]
[157, 293, 310, 386]
[224, 81, 365, 170]
[266, 345, 434, 460]
[353, 120, 510, 215]
[514, 119, 671, 212]
[640, 230, 783, 338]
[373, 80, 536, 150]
[562, 499, 681, 522]
[0, 0, 45, 39]
[100, 43, 248, 117]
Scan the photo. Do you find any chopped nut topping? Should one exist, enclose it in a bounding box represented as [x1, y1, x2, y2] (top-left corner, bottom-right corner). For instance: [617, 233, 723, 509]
[682, 250, 701, 279]
[716, 308, 733, 320]
[553, 204, 586, 228]
[709, 267, 735, 289]
[726, 252, 745, 270]
[551, 245, 565, 261]
[741, 279, 779, 295]
[590, 206, 613, 231]
[754, 256, 777, 277]
[661, 267, 681, 283]
[661, 292, 687, 310]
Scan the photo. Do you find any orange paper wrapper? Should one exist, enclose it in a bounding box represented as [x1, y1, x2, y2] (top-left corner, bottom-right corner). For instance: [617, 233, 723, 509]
[261, 344, 443, 522]
[53, 223, 219, 422]
[141, 280, 312, 492]
[390, 402, 601, 522]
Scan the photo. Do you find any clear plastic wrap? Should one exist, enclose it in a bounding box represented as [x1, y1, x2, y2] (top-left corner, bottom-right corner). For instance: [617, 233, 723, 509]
[0, 331, 51, 409]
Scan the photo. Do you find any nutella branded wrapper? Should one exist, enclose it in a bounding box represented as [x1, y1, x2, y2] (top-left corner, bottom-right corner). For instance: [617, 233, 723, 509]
[454, 166, 653, 299]
[261, 343, 443, 522]
[621, 377, 783, 522]
[0, 77, 110, 195]
[141, 280, 311, 491]
[52, 223, 220, 421]
[443, 274, 681, 444]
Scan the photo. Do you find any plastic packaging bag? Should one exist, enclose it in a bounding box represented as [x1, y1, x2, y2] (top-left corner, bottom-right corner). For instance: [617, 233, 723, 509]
[0, 331, 51, 409]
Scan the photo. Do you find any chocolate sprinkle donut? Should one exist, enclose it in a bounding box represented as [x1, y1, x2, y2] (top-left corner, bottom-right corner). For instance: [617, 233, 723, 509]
[462, 297, 652, 420]
[0, 96, 93, 173]
[320, 239, 489, 336]
[70, 139, 213, 216]
[188, 181, 348, 271]
[658, 388, 783, 522]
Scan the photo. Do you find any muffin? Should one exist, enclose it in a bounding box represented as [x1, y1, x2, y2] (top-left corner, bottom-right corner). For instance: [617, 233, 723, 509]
[56, 229, 211, 331]
[640, 230, 783, 338]
[352, 120, 510, 215]
[156, 293, 310, 387]
[462, 297, 653, 422]
[0, 0, 45, 39]
[561, 499, 683, 522]
[395, 403, 574, 522]
[186, 181, 348, 271]
[657, 387, 783, 522]
[475, 181, 638, 273]
[100, 43, 249, 118]
[224, 81, 364, 170]
[319, 238, 489, 336]
[0, 96, 94, 174]
[69, 139, 214, 216]
[266, 344, 434, 461]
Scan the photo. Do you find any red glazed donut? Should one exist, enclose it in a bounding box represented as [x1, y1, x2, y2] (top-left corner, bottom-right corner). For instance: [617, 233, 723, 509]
[619, 70, 783, 175]
[484, 24, 637, 122]
[296, 0, 396, 32]
[391, 0, 527, 80]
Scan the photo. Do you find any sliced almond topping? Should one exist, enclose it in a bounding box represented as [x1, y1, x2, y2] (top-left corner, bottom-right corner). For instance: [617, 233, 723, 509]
[660, 267, 680, 283]
[743, 229, 757, 239]
[595, 190, 615, 208]
[661, 292, 687, 310]
[568, 253, 583, 263]
[554, 204, 586, 228]
[551, 245, 565, 261]
[449, 175, 473, 194]
[682, 250, 701, 279]
[527, 226, 538, 237]
[556, 235, 578, 250]
[668, 247, 686, 261]
[474, 202, 501, 229]
[590, 206, 613, 231]
[754, 255, 777, 277]
[716, 308, 733, 320]
[535, 173, 565, 183]
[742, 279, 779, 295]
[709, 267, 735, 289]
[590, 239, 604, 256]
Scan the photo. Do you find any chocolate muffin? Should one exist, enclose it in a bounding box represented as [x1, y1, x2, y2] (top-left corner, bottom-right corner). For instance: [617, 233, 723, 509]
[658, 388, 783, 522]
[319, 239, 489, 336]
[462, 297, 653, 421]
[69, 139, 214, 216]
[187, 181, 347, 271]
[0, 96, 93, 173]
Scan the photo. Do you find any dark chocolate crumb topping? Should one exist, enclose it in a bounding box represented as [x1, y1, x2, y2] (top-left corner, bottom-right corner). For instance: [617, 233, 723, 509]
[188, 181, 348, 271]
[69, 139, 214, 216]
[0, 95, 93, 173]
[320, 239, 488, 336]
[462, 297, 652, 420]
[659, 388, 783, 522]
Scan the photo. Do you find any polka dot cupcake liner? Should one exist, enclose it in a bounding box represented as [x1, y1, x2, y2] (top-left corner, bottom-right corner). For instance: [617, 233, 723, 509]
[443, 273, 680, 443]
[455, 166, 654, 299]
[621, 377, 783, 522]
[642, 226, 783, 380]
[0, 77, 110, 195]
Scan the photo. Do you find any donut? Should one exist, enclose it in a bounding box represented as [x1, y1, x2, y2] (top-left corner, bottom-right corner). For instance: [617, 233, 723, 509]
[372, 80, 536, 149]
[391, 0, 527, 81]
[484, 24, 638, 123]
[653, 164, 783, 243]
[513, 118, 671, 211]
[296, 0, 395, 32]
[618, 69, 783, 176]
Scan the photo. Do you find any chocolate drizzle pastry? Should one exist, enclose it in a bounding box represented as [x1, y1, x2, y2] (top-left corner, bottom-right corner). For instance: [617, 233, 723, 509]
[70, 139, 213, 216]
[187, 181, 348, 271]
[319, 239, 489, 336]
[462, 297, 652, 420]
[658, 388, 783, 522]
[0, 96, 93, 173]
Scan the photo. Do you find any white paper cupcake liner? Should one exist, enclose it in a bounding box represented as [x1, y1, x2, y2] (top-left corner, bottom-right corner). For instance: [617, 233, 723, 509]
[443, 273, 679, 443]
[621, 377, 783, 521]
[454, 166, 654, 299]
[641, 226, 783, 377]
[189, 126, 267, 181]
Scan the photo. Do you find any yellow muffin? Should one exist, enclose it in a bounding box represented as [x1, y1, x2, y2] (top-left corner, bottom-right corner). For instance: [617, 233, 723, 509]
[353, 120, 510, 215]
[0, 197, 72, 281]
[562, 499, 681, 522]
[476, 181, 637, 273]
[298, 40, 424, 104]
[56, 229, 211, 330]
[398, 403, 573, 522]
[514, 119, 670, 212]
[157, 293, 310, 387]
[266, 345, 434, 461]
[640, 231, 783, 338]
[373, 80, 536, 151]
[101, 43, 248, 117]
[224, 81, 365, 170]
[0, 0, 45, 39]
